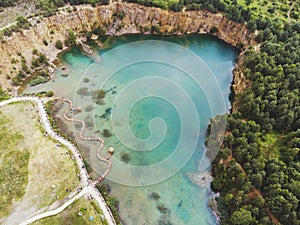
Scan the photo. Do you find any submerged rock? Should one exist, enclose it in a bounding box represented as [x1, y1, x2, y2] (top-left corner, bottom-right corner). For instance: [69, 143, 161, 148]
[79, 41, 102, 62]
[186, 172, 213, 187]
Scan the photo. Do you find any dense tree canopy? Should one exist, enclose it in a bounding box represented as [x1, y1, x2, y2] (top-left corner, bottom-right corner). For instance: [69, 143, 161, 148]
[212, 20, 300, 225]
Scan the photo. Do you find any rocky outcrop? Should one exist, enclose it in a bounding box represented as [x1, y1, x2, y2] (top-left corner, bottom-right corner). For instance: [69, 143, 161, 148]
[0, 2, 254, 92]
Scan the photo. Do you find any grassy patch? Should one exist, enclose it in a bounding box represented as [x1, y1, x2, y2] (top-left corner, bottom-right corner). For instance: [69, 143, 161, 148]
[0, 85, 10, 102]
[235, 0, 299, 23]
[0, 150, 30, 218]
[0, 114, 27, 217]
[148, 0, 179, 9]
[32, 196, 108, 225]
[0, 115, 23, 158]
[0, 101, 80, 221]
[258, 133, 282, 158]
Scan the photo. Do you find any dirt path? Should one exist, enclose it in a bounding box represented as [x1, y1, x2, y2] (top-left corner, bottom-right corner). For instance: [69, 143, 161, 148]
[19, 189, 88, 225]
[287, 0, 298, 23]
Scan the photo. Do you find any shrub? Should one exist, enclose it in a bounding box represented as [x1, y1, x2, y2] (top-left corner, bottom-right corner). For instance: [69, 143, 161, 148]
[16, 16, 30, 29]
[46, 90, 54, 97]
[43, 39, 48, 46]
[0, 85, 10, 101]
[12, 77, 22, 85]
[92, 25, 106, 36]
[151, 25, 160, 34]
[3, 28, 12, 37]
[64, 29, 76, 46]
[38, 53, 48, 64]
[30, 76, 47, 86]
[55, 40, 63, 50]
[32, 48, 38, 55]
[11, 58, 18, 64]
[210, 26, 218, 34]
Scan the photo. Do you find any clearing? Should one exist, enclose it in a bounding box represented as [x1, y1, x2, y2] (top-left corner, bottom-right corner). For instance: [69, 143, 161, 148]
[31, 194, 108, 225]
[0, 101, 80, 225]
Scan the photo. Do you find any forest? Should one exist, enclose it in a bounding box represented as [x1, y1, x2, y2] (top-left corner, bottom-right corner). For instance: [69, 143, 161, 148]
[210, 20, 300, 224]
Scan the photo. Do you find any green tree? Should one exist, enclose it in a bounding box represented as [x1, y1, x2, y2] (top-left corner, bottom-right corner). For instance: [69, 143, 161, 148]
[16, 16, 30, 29]
[55, 40, 63, 49]
[0, 86, 10, 101]
[230, 208, 254, 225]
[64, 29, 76, 46]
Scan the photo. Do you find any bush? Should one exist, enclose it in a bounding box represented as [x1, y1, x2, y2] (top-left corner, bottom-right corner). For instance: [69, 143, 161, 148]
[113, 11, 125, 20]
[64, 29, 76, 46]
[0, 85, 10, 101]
[3, 28, 12, 37]
[32, 48, 38, 55]
[151, 25, 160, 34]
[46, 90, 54, 97]
[30, 76, 47, 86]
[94, 89, 106, 104]
[12, 77, 22, 85]
[210, 26, 218, 34]
[55, 40, 63, 50]
[16, 16, 30, 29]
[92, 25, 106, 36]
[83, 159, 92, 174]
[38, 53, 48, 64]
[43, 39, 48, 46]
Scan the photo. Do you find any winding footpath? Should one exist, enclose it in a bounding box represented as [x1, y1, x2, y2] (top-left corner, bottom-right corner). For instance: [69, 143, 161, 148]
[60, 97, 112, 185]
[0, 97, 116, 225]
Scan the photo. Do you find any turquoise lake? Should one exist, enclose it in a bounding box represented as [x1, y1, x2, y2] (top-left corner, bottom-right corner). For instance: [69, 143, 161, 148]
[25, 34, 238, 225]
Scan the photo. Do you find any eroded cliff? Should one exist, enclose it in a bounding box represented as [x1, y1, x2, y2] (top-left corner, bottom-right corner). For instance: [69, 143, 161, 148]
[0, 2, 254, 93]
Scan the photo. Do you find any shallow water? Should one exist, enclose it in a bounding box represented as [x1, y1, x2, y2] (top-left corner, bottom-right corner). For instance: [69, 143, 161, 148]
[25, 34, 238, 225]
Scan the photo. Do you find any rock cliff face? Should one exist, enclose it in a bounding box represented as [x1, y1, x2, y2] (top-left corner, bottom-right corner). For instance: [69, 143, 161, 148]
[0, 2, 254, 92]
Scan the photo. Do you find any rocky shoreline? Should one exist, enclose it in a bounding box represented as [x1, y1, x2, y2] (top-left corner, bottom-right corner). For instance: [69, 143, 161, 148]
[186, 171, 221, 223]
